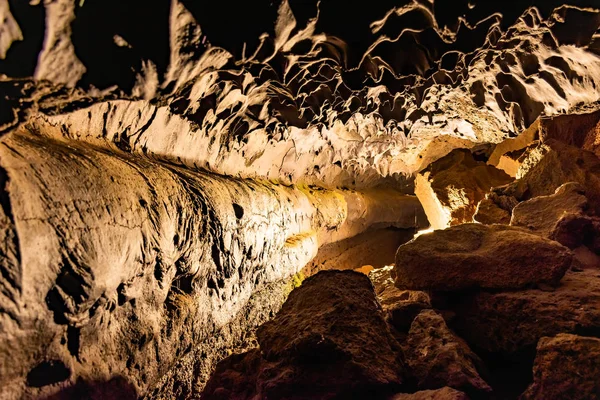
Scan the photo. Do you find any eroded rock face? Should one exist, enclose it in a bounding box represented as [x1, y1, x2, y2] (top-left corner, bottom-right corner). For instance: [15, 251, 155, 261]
[521, 334, 600, 400]
[415, 149, 513, 229]
[404, 310, 491, 395]
[202, 270, 405, 400]
[0, 127, 423, 399]
[394, 223, 572, 291]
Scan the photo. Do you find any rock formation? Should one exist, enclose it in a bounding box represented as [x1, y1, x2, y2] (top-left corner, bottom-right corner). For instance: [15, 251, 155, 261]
[0, 0, 600, 399]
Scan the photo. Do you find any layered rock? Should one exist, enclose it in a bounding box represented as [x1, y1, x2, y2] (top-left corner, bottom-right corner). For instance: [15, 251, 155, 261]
[404, 310, 491, 395]
[414, 149, 512, 229]
[394, 223, 572, 291]
[521, 334, 600, 400]
[202, 271, 405, 400]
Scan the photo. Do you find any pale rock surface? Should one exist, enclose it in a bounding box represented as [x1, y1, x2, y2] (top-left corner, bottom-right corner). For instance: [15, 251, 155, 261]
[404, 310, 492, 395]
[0, 127, 421, 399]
[394, 223, 572, 291]
[414, 149, 512, 229]
[521, 334, 600, 400]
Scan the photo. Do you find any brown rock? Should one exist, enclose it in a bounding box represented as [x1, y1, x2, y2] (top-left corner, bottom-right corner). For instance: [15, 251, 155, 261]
[394, 224, 572, 291]
[514, 140, 600, 212]
[390, 387, 470, 400]
[489, 110, 600, 169]
[473, 197, 512, 224]
[520, 334, 600, 400]
[510, 182, 590, 247]
[369, 266, 431, 332]
[538, 109, 600, 158]
[445, 269, 600, 354]
[415, 149, 513, 230]
[203, 271, 405, 400]
[404, 310, 491, 395]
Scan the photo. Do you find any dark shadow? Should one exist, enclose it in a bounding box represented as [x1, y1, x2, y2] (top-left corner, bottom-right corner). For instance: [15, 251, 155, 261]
[71, 0, 171, 91]
[0, 0, 45, 77]
[40, 376, 138, 400]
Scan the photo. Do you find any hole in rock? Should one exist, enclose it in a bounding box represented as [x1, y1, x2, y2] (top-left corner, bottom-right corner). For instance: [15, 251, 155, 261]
[26, 360, 71, 388]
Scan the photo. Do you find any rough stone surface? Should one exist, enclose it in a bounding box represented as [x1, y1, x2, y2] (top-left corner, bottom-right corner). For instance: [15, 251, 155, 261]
[444, 269, 600, 354]
[1, 2, 600, 399]
[404, 310, 491, 395]
[473, 196, 513, 225]
[390, 387, 469, 400]
[369, 266, 431, 333]
[504, 140, 600, 213]
[510, 182, 590, 246]
[0, 128, 423, 400]
[394, 223, 573, 291]
[521, 334, 600, 400]
[202, 270, 405, 400]
[415, 149, 512, 229]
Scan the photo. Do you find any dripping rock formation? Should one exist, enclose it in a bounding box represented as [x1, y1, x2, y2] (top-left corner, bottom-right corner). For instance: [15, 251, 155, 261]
[1, 0, 600, 399]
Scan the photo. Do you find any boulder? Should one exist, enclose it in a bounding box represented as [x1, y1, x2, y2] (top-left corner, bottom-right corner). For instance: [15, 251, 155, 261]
[394, 224, 572, 291]
[415, 149, 513, 230]
[445, 269, 600, 354]
[202, 271, 405, 400]
[472, 196, 512, 225]
[369, 266, 432, 332]
[510, 182, 591, 247]
[404, 310, 491, 395]
[521, 334, 600, 400]
[390, 387, 469, 400]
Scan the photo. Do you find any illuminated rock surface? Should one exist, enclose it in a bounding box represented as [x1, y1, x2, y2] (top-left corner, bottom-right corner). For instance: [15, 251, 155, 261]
[0, 0, 600, 399]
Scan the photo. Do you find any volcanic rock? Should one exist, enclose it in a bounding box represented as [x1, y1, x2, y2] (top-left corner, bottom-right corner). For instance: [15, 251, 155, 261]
[510, 182, 591, 247]
[414, 149, 513, 229]
[394, 223, 572, 291]
[404, 310, 491, 395]
[390, 387, 469, 400]
[369, 266, 432, 332]
[202, 270, 405, 400]
[521, 334, 600, 400]
[444, 269, 600, 354]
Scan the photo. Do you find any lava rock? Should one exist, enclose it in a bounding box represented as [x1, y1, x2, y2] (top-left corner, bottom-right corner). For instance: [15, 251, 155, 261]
[472, 196, 512, 225]
[510, 182, 590, 247]
[445, 269, 600, 354]
[520, 334, 600, 400]
[394, 223, 573, 292]
[369, 266, 432, 332]
[415, 149, 513, 230]
[203, 270, 405, 400]
[390, 387, 469, 400]
[404, 310, 491, 395]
